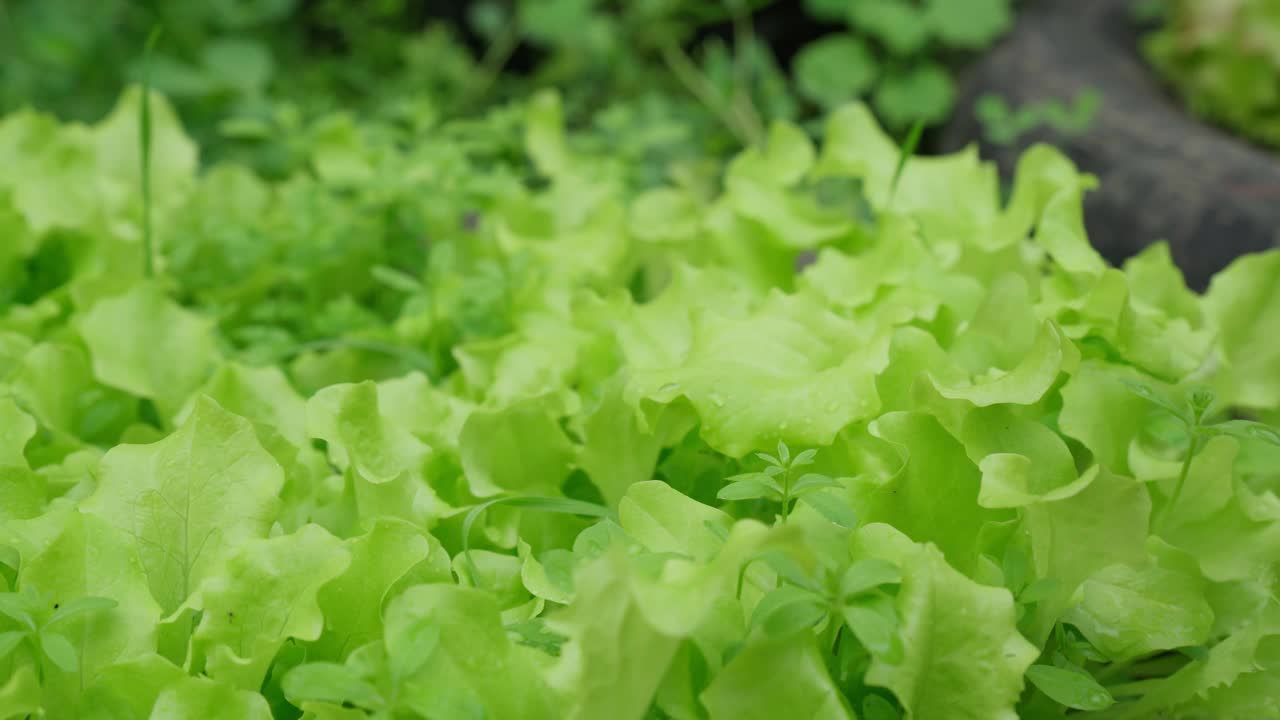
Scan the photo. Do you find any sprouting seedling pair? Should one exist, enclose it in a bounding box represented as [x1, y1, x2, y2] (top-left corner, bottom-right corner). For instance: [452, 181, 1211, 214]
[1122, 381, 1280, 530]
[975, 89, 1102, 146]
[0, 586, 118, 679]
[718, 440, 855, 527]
[732, 546, 907, 715]
[752, 551, 903, 649]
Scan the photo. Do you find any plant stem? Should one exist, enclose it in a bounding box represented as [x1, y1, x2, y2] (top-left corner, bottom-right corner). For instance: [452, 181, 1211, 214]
[726, 0, 765, 143]
[463, 21, 520, 112]
[1105, 678, 1165, 698]
[1124, 651, 1193, 679]
[1094, 655, 1140, 684]
[1158, 432, 1200, 532]
[660, 41, 760, 146]
[889, 120, 925, 205]
[779, 466, 792, 524]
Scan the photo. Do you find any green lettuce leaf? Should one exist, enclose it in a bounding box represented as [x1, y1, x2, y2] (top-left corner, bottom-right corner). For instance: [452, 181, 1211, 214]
[384, 584, 557, 720]
[628, 292, 885, 457]
[855, 524, 1037, 720]
[80, 396, 283, 615]
[186, 524, 350, 689]
[1203, 250, 1280, 410]
[77, 283, 218, 419]
[701, 635, 854, 720]
[149, 674, 273, 719]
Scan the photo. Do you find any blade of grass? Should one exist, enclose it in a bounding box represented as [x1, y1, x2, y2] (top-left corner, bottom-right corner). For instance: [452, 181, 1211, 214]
[725, 0, 766, 145]
[140, 27, 163, 279]
[458, 20, 520, 115]
[888, 119, 925, 206]
[660, 40, 762, 147]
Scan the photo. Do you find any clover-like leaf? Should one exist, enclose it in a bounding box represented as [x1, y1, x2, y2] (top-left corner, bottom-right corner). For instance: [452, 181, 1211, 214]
[924, 0, 1011, 50]
[39, 629, 78, 672]
[1025, 664, 1114, 711]
[0, 592, 37, 631]
[791, 449, 818, 467]
[791, 473, 841, 493]
[751, 585, 828, 637]
[755, 453, 783, 467]
[795, 34, 878, 107]
[0, 630, 27, 662]
[842, 594, 901, 659]
[850, 0, 930, 56]
[757, 548, 824, 593]
[841, 559, 903, 599]
[718, 478, 783, 502]
[873, 63, 956, 128]
[798, 490, 859, 528]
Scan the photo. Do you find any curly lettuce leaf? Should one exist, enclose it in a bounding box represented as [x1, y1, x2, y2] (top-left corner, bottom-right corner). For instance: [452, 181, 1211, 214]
[855, 524, 1037, 720]
[77, 283, 218, 419]
[80, 397, 283, 615]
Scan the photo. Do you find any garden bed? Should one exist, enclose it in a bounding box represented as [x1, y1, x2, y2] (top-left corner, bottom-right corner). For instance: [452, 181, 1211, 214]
[942, 0, 1280, 290]
[1, 3, 1279, 719]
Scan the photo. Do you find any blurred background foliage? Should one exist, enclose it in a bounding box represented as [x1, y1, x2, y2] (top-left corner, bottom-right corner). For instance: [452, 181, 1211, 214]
[0, 0, 1016, 178]
[1142, 0, 1280, 150]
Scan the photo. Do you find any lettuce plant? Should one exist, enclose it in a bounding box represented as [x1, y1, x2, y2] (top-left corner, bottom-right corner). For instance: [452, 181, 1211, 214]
[1144, 0, 1280, 149]
[0, 87, 1278, 720]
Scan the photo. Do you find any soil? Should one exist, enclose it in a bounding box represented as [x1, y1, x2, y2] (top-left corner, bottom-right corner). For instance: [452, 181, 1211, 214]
[940, 0, 1280, 291]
